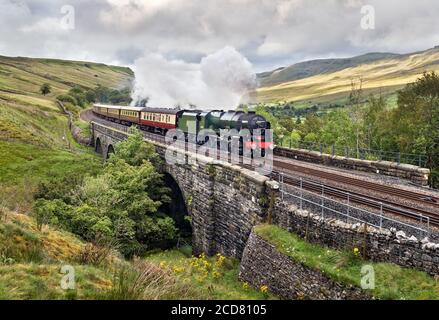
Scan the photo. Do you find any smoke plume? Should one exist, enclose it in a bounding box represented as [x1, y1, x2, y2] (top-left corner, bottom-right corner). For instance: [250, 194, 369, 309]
[131, 46, 256, 110]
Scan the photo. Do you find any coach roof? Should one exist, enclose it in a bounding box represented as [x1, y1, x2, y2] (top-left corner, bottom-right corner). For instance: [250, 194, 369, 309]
[94, 104, 181, 114]
[94, 104, 143, 112]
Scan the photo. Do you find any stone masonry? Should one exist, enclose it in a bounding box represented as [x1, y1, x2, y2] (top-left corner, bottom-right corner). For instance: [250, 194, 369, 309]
[273, 201, 439, 276]
[275, 146, 430, 186]
[239, 231, 370, 300]
[91, 121, 277, 259]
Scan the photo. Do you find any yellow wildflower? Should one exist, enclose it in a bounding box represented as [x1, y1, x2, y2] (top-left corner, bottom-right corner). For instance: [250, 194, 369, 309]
[260, 285, 269, 294]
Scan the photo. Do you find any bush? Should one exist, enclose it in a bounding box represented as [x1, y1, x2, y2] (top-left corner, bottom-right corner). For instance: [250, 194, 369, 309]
[33, 199, 61, 230]
[33, 128, 175, 257]
[85, 90, 96, 103]
[77, 237, 118, 267]
[57, 94, 78, 106]
[34, 172, 85, 204]
[105, 259, 198, 300]
[40, 83, 51, 96]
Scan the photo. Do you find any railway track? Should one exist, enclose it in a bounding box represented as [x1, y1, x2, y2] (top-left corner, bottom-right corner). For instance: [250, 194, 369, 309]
[273, 159, 439, 209]
[87, 113, 439, 227]
[271, 171, 439, 227]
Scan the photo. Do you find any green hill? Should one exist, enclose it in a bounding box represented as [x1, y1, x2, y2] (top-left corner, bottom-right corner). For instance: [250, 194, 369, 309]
[257, 52, 401, 87]
[252, 46, 439, 105]
[0, 55, 134, 211]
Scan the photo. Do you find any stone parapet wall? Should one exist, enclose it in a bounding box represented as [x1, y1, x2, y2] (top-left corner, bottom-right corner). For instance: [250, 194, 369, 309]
[275, 147, 430, 186]
[273, 201, 439, 276]
[239, 231, 370, 300]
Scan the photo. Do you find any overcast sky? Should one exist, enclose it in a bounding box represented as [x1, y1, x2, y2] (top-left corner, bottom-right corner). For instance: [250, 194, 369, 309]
[1, 0, 439, 72]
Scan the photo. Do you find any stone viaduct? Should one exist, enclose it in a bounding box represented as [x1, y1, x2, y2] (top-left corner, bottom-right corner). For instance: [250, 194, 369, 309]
[91, 121, 279, 259]
[91, 121, 439, 281]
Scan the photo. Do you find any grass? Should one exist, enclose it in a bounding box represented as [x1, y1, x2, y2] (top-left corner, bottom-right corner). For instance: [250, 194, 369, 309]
[0, 263, 112, 300]
[0, 141, 103, 211]
[0, 212, 267, 300]
[0, 56, 130, 211]
[255, 224, 439, 300]
[0, 54, 116, 299]
[0, 212, 113, 300]
[0, 55, 133, 97]
[73, 119, 92, 140]
[145, 247, 275, 300]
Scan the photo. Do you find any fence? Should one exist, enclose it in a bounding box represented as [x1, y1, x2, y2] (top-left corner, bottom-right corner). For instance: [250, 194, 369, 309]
[276, 172, 431, 239]
[279, 140, 428, 167]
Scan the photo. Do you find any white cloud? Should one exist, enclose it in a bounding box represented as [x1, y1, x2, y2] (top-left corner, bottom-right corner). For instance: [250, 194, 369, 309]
[0, 0, 438, 72]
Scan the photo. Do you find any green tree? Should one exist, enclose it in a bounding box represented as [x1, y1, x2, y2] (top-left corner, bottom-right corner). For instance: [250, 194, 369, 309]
[348, 78, 365, 157]
[34, 199, 63, 230]
[393, 72, 439, 182]
[85, 90, 97, 103]
[112, 128, 160, 167]
[40, 83, 51, 96]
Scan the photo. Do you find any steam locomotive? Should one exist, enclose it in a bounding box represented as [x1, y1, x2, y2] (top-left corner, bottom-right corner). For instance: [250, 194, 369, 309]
[92, 104, 273, 151]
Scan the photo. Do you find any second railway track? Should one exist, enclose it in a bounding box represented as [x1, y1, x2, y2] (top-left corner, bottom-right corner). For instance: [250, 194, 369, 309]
[271, 171, 439, 227]
[87, 114, 439, 227]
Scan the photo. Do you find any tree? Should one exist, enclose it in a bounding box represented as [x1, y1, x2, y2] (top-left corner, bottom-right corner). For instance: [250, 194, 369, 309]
[85, 90, 97, 103]
[113, 128, 160, 167]
[34, 199, 63, 230]
[40, 83, 51, 96]
[394, 72, 439, 172]
[348, 77, 365, 157]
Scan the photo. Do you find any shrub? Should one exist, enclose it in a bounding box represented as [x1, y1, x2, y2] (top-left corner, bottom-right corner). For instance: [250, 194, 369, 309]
[33, 199, 60, 231]
[77, 237, 118, 267]
[106, 260, 198, 300]
[40, 83, 51, 96]
[57, 94, 78, 106]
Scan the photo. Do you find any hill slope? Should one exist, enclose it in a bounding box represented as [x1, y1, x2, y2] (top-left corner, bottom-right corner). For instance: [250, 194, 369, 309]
[0, 56, 134, 211]
[252, 47, 439, 105]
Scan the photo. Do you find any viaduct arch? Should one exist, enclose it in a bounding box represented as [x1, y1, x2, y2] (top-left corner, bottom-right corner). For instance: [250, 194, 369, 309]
[91, 122, 278, 259]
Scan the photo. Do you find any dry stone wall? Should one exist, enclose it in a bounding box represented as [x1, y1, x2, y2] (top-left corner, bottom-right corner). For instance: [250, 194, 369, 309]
[275, 147, 430, 186]
[239, 231, 370, 300]
[273, 201, 439, 276]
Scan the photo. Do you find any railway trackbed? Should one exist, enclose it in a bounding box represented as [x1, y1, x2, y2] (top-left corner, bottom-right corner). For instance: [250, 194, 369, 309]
[272, 160, 439, 227]
[86, 114, 439, 227]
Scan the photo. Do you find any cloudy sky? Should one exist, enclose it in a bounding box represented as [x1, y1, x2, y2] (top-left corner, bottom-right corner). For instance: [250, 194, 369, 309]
[1, 0, 439, 72]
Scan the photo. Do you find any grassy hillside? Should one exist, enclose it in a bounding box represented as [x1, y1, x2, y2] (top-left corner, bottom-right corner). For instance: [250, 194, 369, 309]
[0, 56, 134, 211]
[0, 55, 273, 300]
[258, 52, 400, 87]
[251, 47, 439, 105]
[0, 212, 114, 299]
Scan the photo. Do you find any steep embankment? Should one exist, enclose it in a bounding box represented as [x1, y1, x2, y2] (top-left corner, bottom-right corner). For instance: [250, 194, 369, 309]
[0, 57, 129, 300]
[251, 47, 439, 105]
[0, 56, 134, 211]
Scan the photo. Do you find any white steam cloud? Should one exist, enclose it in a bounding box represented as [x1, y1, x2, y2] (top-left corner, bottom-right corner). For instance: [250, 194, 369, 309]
[131, 46, 256, 110]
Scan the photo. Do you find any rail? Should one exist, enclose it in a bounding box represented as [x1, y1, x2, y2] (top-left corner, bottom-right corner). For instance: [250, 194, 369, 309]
[91, 120, 433, 238]
[276, 171, 431, 239]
